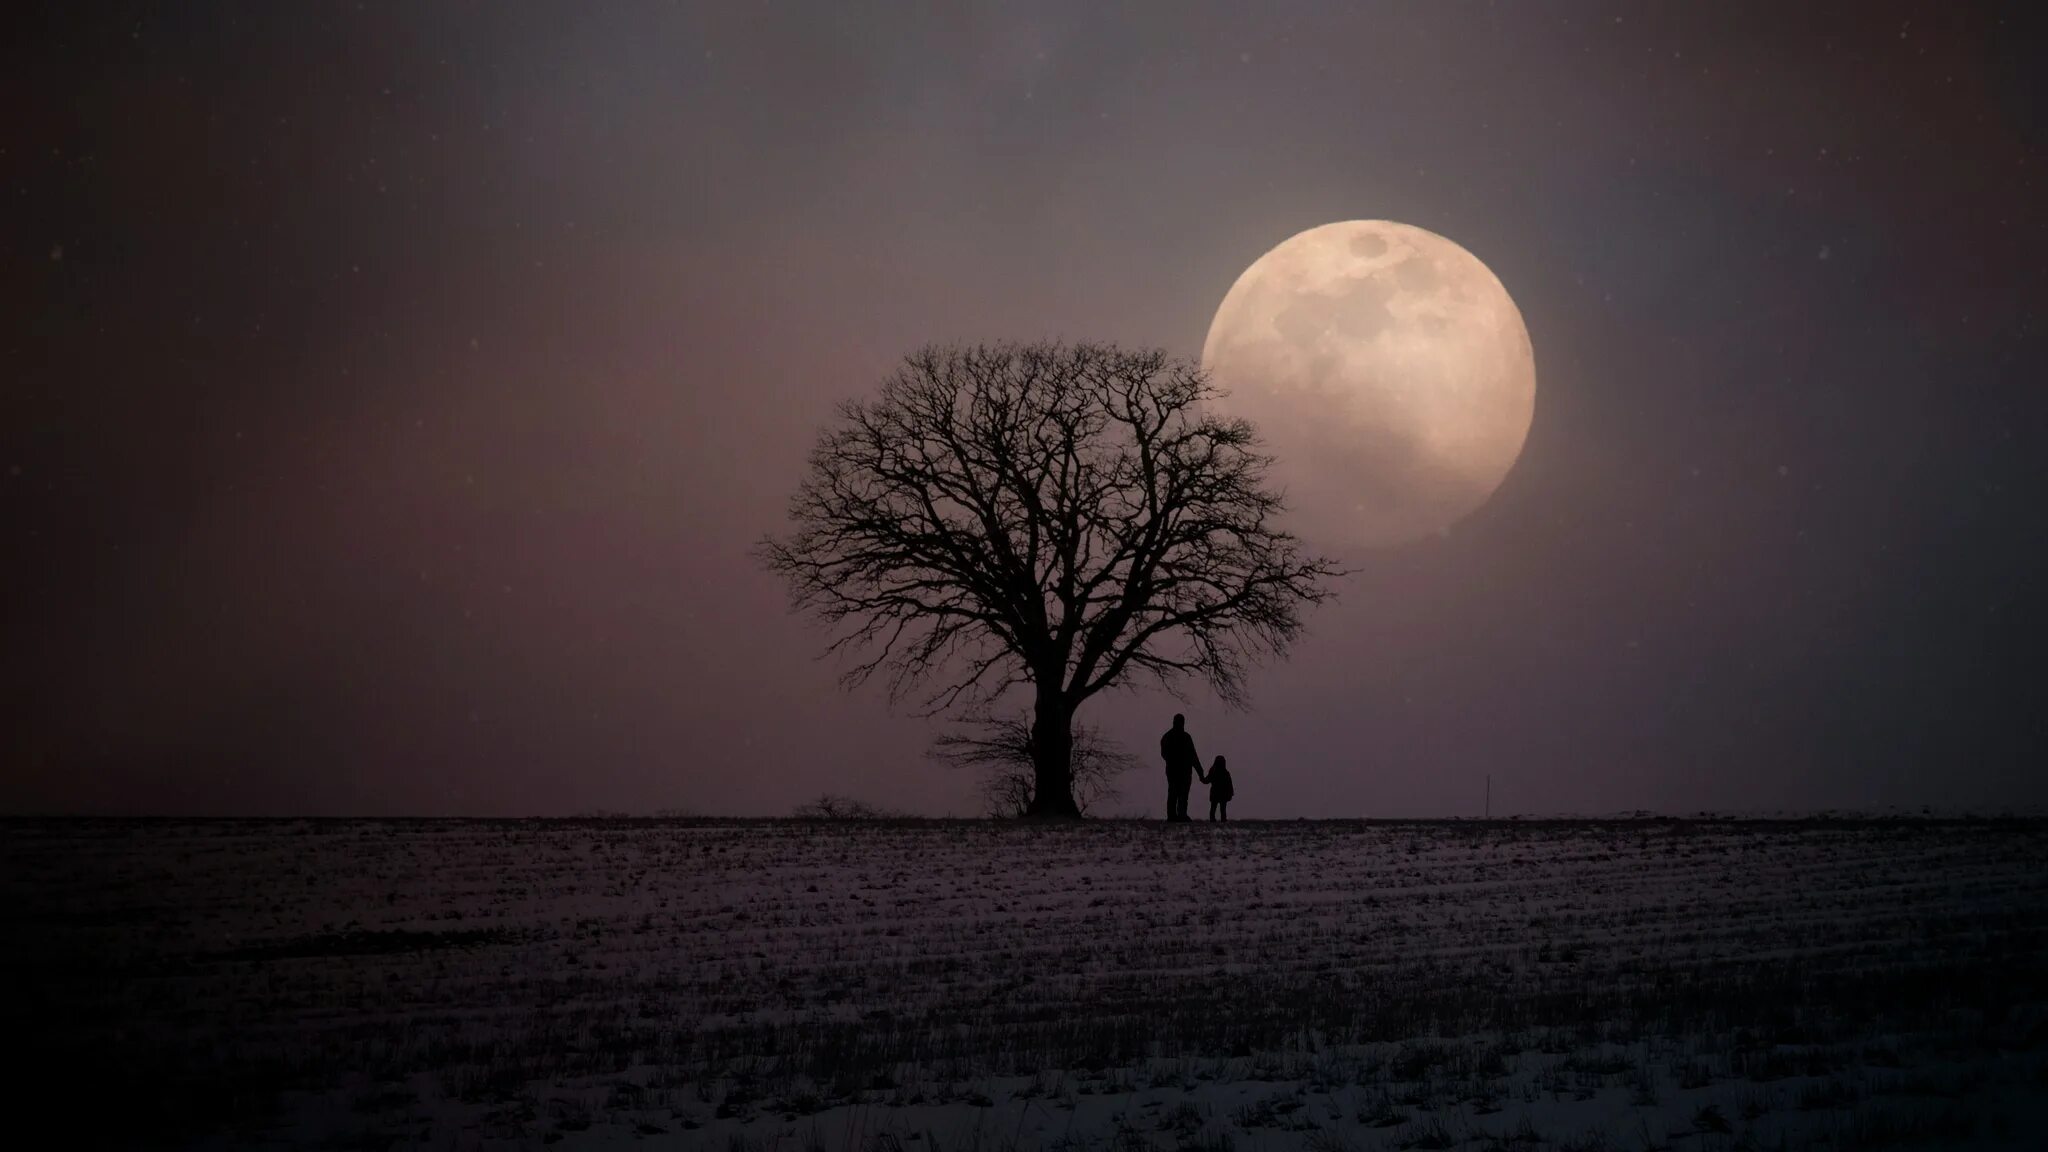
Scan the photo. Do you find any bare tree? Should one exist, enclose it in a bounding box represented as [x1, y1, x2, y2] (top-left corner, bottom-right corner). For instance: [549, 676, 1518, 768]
[758, 342, 1338, 817]
[933, 715, 1136, 817]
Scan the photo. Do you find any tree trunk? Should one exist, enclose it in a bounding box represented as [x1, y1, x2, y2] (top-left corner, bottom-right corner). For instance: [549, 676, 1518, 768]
[1024, 692, 1081, 818]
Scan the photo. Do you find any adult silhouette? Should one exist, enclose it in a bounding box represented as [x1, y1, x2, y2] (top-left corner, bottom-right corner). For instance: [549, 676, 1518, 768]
[1159, 714, 1200, 821]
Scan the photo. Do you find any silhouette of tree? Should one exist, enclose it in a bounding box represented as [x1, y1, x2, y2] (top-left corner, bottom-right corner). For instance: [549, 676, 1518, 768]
[759, 342, 1338, 817]
[933, 715, 1135, 817]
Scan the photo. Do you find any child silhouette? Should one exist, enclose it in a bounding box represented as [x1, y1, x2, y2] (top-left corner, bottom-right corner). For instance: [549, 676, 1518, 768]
[1205, 755, 1234, 822]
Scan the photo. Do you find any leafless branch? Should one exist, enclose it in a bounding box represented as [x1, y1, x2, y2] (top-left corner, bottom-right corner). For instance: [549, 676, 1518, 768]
[932, 715, 1136, 817]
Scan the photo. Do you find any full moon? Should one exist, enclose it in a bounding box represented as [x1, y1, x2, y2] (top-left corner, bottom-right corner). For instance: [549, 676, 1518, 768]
[1201, 220, 1536, 549]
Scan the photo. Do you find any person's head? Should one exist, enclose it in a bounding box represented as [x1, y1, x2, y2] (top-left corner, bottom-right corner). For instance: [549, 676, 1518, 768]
[1171, 713, 1185, 730]
[1212, 755, 1226, 771]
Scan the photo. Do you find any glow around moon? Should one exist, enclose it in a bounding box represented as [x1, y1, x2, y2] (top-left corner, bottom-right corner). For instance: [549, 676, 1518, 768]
[1201, 220, 1535, 549]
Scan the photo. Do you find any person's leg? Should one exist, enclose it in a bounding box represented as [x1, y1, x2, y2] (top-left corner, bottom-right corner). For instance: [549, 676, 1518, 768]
[1220, 801, 1228, 822]
[1208, 799, 1218, 821]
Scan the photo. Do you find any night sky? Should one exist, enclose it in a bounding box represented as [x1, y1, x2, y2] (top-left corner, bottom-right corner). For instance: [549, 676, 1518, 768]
[7, 2, 2046, 817]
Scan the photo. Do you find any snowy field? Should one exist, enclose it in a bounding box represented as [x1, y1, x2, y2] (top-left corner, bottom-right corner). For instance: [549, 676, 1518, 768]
[8, 818, 2047, 1150]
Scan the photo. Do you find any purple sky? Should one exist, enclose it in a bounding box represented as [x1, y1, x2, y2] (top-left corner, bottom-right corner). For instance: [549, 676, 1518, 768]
[6, 2, 2046, 816]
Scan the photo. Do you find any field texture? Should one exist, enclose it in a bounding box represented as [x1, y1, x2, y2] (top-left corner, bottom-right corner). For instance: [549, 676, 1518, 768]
[7, 818, 2047, 1150]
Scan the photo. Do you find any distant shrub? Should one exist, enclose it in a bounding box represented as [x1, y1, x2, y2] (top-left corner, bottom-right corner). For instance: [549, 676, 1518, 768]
[791, 794, 899, 820]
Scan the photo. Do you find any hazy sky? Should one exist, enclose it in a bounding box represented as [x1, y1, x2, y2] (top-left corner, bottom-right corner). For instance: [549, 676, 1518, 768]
[7, 2, 2046, 816]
